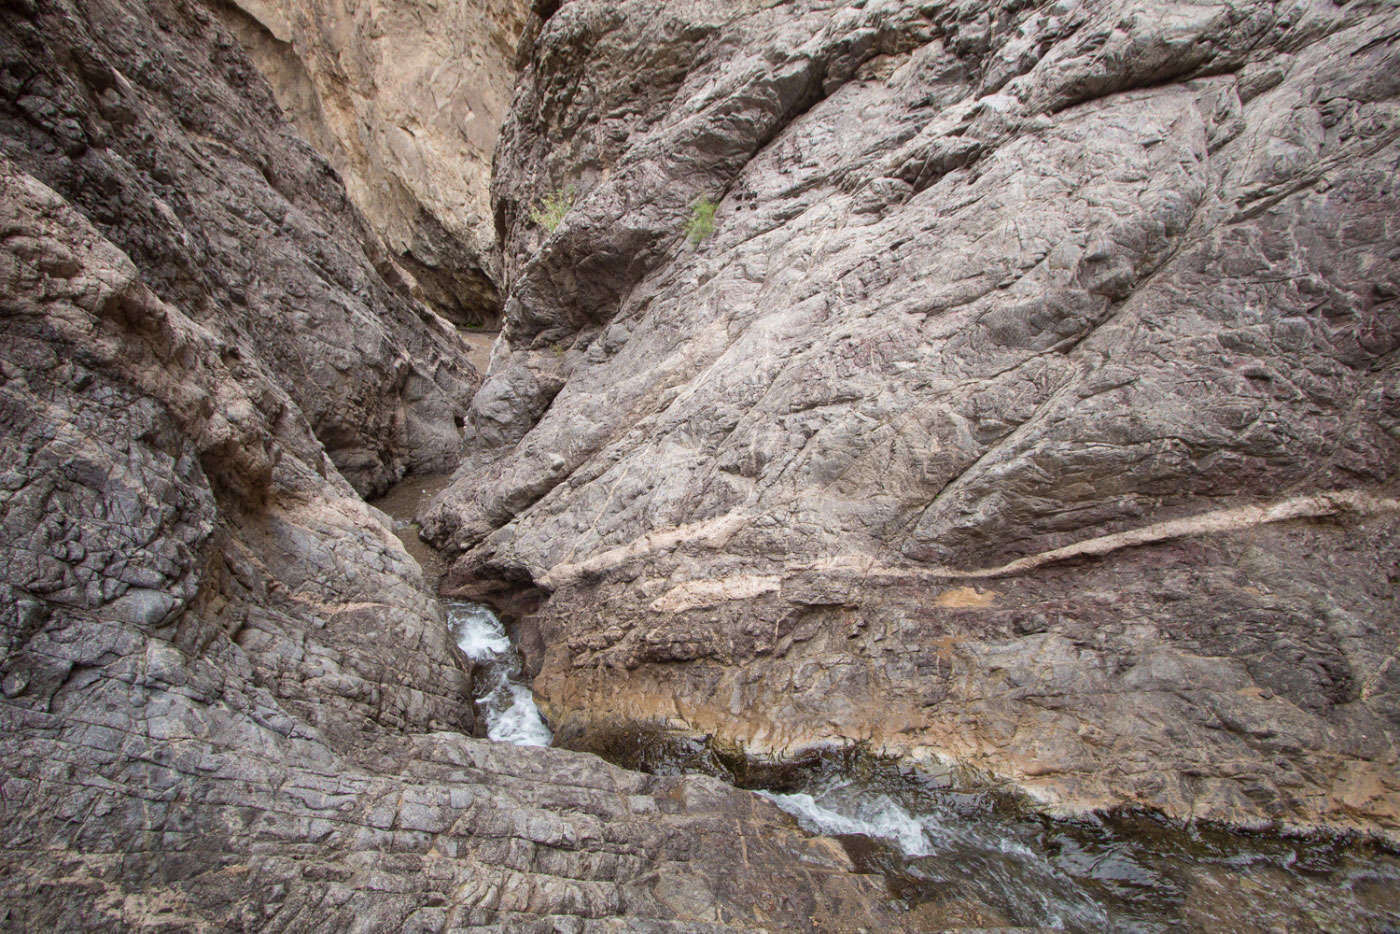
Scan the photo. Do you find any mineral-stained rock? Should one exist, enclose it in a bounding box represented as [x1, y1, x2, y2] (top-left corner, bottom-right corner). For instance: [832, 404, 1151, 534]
[215, 0, 530, 327]
[425, 0, 1400, 837]
[0, 2, 913, 930]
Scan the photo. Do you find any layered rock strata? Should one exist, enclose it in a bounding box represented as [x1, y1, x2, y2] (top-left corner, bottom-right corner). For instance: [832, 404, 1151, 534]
[426, 0, 1400, 837]
[1, 0, 479, 496]
[0, 1, 909, 929]
[215, 0, 530, 326]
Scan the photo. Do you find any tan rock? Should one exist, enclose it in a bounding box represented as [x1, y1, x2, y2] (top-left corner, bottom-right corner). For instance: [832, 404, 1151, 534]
[218, 0, 530, 326]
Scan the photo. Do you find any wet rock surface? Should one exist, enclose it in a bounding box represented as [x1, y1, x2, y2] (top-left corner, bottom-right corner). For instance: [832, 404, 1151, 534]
[0, 2, 920, 930]
[426, 0, 1400, 837]
[573, 738, 1400, 933]
[215, 0, 530, 326]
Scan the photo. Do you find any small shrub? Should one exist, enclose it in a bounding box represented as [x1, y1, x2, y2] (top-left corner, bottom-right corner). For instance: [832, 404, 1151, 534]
[530, 186, 574, 232]
[685, 196, 717, 244]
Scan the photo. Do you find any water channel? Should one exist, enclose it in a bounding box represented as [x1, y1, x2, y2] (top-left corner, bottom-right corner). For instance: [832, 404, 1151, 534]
[374, 474, 1400, 933]
[578, 729, 1400, 932]
[447, 600, 552, 746]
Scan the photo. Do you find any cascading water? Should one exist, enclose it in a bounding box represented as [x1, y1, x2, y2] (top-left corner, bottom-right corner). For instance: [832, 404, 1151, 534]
[756, 764, 1400, 934]
[447, 601, 552, 746]
[373, 478, 1398, 930]
[571, 727, 1400, 934]
[760, 777, 1110, 931]
[369, 477, 552, 749]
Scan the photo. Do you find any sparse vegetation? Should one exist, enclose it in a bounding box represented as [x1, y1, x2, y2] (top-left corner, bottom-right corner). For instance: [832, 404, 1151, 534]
[685, 196, 717, 244]
[530, 186, 574, 232]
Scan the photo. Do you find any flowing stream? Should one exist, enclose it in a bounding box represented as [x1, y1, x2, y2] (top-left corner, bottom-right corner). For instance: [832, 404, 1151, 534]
[573, 728, 1400, 933]
[371, 475, 551, 748]
[765, 760, 1400, 933]
[373, 476, 1398, 930]
[447, 601, 552, 746]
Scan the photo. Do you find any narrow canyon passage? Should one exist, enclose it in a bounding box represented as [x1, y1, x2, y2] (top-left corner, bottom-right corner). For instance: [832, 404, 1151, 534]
[373, 474, 551, 747]
[3, 0, 1400, 930]
[283, 0, 1400, 925]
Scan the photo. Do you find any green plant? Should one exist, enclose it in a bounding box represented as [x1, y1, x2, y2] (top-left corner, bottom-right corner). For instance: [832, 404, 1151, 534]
[685, 196, 717, 244]
[529, 186, 574, 232]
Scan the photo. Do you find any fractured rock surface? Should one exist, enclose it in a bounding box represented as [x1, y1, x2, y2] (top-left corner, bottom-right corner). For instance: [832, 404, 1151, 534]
[0, 0, 478, 497]
[426, 0, 1400, 836]
[0, 1, 910, 929]
[216, 0, 530, 326]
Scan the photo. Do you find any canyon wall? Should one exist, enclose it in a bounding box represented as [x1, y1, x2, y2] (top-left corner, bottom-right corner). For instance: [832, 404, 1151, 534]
[215, 0, 530, 327]
[427, 0, 1400, 838]
[0, 1, 907, 929]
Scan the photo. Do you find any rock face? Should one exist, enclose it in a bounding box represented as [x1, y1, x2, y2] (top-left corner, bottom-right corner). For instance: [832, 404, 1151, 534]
[426, 0, 1400, 837]
[215, 0, 530, 326]
[1, 0, 478, 497]
[0, 1, 911, 929]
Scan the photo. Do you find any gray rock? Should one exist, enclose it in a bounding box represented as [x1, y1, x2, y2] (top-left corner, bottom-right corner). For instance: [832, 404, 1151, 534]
[1, 0, 477, 497]
[427, 0, 1400, 837]
[0, 2, 910, 930]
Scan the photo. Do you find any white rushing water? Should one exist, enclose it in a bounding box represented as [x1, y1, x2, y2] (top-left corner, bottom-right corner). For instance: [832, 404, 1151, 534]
[447, 601, 552, 747]
[758, 789, 935, 857]
[759, 777, 1107, 931]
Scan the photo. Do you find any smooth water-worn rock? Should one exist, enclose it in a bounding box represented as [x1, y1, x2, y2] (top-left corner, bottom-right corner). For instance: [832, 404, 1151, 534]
[425, 0, 1400, 838]
[216, 0, 530, 326]
[0, 2, 917, 929]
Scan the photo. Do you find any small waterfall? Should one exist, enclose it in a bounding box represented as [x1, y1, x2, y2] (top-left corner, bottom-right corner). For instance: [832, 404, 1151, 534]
[447, 601, 552, 747]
